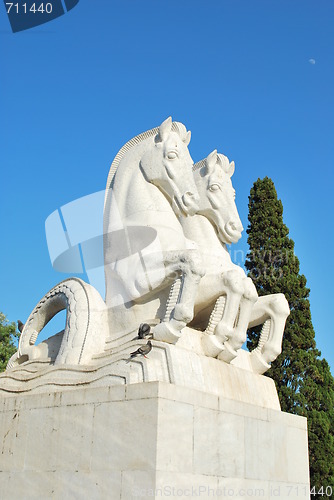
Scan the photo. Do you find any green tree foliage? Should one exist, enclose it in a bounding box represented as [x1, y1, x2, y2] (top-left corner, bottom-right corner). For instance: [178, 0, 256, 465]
[0, 312, 19, 372]
[245, 177, 334, 491]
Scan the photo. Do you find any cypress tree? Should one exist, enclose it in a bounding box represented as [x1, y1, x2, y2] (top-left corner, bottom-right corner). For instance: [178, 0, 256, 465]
[245, 177, 334, 492]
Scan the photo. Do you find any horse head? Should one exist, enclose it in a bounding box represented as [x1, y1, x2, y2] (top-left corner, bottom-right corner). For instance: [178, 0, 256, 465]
[193, 150, 243, 244]
[140, 117, 200, 217]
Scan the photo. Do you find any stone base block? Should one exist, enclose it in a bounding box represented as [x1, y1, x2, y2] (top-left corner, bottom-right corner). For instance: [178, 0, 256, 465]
[0, 328, 281, 411]
[0, 382, 310, 499]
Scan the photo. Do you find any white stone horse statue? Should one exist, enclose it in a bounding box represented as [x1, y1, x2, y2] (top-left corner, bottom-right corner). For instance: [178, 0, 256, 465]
[104, 116, 204, 344]
[8, 117, 205, 369]
[180, 150, 290, 374]
[7, 119, 289, 377]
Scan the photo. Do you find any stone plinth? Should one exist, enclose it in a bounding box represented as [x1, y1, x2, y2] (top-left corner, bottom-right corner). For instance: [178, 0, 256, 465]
[0, 330, 281, 411]
[0, 381, 310, 499]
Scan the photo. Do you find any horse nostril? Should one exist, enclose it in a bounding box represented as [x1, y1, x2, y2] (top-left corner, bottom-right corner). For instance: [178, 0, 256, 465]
[226, 221, 243, 235]
[183, 192, 193, 204]
[185, 191, 194, 198]
[185, 191, 200, 204]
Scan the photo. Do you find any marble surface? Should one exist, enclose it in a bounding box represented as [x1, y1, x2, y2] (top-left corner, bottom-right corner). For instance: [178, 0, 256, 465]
[0, 382, 310, 499]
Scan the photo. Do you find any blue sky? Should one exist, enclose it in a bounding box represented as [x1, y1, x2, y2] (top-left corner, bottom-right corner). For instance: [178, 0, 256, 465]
[0, 1, 333, 372]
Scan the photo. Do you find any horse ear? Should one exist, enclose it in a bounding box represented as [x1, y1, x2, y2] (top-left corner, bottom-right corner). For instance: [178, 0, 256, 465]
[206, 149, 217, 174]
[228, 161, 235, 177]
[157, 116, 172, 142]
[184, 130, 191, 146]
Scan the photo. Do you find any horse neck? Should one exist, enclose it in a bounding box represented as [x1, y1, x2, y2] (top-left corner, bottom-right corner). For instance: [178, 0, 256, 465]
[181, 214, 233, 270]
[109, 141, 170, 219]
[104, 139, 185, 249]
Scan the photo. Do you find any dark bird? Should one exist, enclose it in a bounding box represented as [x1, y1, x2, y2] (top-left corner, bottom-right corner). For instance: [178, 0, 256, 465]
[132, 323, 151, 340]
[130, 340, 152, 359]
[138, 323, 151, 339]
[17, 320, 24, 333]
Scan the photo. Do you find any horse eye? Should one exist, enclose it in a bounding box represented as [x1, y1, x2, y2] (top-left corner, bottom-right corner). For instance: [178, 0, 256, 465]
[209, 184, 220, 192]
[167, 151, 178, 160]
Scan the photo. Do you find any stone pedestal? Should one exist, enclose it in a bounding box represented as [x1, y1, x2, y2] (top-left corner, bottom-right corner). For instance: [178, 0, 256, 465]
[0, 381, 310, 499]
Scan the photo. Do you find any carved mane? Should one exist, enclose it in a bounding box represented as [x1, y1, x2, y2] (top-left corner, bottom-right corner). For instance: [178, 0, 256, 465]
[193, 159, 206, 172]
[193, 153, 231, 173]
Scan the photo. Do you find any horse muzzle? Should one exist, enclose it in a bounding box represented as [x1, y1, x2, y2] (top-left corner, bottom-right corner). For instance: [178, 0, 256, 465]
[223, 220, 243, 243]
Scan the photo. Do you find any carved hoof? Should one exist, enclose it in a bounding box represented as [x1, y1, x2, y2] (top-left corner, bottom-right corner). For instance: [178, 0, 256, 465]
[218, 342, 238, 363]
[249, 350, 271, 375]
[173, 304, 194, 325]
[261, 343, 282, 365]
[153, 320, 183, 344]
[202, 334, 224, 358]
[214, 321, 234, 343]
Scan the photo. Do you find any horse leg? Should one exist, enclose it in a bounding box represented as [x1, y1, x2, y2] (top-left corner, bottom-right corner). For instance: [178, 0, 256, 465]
[201, 270, 244, 357]
[202, 272, 256, 359]
[218, 277, 258, 363]
[215, 270, 244, 342]
[202, 295, 227, 357]
[153, 249, 204, 343]
[248, 294, 290, 374]
[214, 270, 245, 341]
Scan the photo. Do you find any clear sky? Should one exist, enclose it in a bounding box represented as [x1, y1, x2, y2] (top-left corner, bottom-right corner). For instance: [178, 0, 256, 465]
[1, 1, 333, 372]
